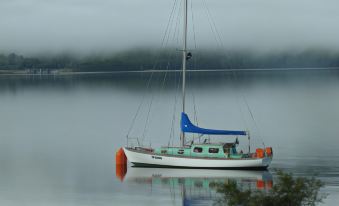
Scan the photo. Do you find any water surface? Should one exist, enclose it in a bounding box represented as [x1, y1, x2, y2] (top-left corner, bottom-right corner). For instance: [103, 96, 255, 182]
[1, 70, 339, 205]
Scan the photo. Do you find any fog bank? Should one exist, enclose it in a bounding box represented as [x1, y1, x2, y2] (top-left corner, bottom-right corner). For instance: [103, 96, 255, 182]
[1, 0, 339, 56]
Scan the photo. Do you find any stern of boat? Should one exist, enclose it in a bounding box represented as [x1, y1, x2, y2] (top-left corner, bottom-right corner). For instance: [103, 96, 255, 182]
[262, 156, 272, 168]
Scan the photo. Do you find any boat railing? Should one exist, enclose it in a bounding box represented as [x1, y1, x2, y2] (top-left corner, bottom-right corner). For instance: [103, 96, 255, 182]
[126, 135, 142, 148]
[126, 135, 155, 152]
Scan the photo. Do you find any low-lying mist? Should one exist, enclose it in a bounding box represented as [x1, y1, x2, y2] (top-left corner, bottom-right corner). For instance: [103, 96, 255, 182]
[1, 47, 339, 72]
[1, 0, 339, 56]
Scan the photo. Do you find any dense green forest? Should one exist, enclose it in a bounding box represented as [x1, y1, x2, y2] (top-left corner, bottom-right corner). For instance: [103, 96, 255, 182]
[1, 48, 339, 72]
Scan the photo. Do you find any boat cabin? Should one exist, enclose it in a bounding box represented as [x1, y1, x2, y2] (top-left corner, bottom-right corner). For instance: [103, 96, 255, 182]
[154, 143, 244, 159]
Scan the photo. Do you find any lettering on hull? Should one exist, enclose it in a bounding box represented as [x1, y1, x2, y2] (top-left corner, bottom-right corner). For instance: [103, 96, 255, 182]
[152, 155, 162, 160]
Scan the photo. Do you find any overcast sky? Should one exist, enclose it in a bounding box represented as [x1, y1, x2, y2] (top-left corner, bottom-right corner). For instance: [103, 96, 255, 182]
[1, 0, 339, 56]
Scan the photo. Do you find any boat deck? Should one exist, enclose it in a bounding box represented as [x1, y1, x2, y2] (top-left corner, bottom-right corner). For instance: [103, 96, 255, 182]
[126, 147, 263, 161]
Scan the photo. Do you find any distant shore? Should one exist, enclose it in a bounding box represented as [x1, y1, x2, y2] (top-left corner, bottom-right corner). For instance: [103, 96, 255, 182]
[2, 48, 339, 75]
[1, 67, 339, 76]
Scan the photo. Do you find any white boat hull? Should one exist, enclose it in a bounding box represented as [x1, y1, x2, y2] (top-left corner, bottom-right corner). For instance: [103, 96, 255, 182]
[123, 147, 272, 169]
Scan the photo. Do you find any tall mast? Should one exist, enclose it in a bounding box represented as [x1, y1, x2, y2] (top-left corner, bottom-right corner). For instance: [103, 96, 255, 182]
[181, 0, 188, 147]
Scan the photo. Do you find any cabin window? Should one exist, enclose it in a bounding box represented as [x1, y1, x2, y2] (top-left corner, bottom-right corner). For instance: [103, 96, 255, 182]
[161, 150, 167, 154]
[178, 149, 184, 154]
[209, 148, 219, 153]
[224, 148, 230, 154]
[194, 181, 203, 188]
[193, 147, 203, 153]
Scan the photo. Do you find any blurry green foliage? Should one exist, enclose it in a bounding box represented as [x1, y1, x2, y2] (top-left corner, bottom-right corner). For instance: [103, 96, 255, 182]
[212, 170, 326, 206]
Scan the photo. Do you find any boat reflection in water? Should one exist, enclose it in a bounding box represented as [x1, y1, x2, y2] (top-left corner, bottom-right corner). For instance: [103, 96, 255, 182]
[116, 165, 273, 205]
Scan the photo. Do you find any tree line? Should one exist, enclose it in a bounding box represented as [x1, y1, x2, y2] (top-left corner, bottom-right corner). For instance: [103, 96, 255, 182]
[1, 48, 339, 71]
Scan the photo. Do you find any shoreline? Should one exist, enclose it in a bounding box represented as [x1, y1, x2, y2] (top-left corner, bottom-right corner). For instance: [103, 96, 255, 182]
[1, 67, 339, 76]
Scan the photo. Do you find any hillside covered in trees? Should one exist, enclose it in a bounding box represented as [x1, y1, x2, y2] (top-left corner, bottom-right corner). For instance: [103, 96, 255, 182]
[1, 48, 339, 72]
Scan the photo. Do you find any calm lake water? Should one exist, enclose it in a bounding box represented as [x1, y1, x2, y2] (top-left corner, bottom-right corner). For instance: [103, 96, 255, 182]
[1, 70, 339, 205]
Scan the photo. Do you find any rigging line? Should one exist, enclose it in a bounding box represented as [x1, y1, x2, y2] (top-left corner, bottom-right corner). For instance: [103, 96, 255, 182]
[160, 46, 182, 92]
[141, 72, 164, 145]
[163, 2, 185, 90]
[160, 44, 179, 90]
[226, 72, 249, 131]
[186, 70, 198, 142]
[141, 66, 168, 143]
[141, 95, 153, 145]
[126, 0, 178, 138]
[169, 69, 181, 146]
[164, 2, 184, 146]
[158, 0, 182, 133]
[232, 71, 265, 143]
[159, 52, 173, 92]
[162, 1, 183, 145]
[190, 0, 199, 127]
[190, 0, 198, 51]
[126, 72, 154, 137]
[143, 0, 182, 145]
[199, 0, 263, 141]
[200, 0, 220, 49]
[192, 85, 198, 125]
[168, 85, 178, 146]
[170, 71, 180, 141]
[164, 0, 180, 47]
[155, 0, 180, 60]
[160, 60, 170, 90]
[160, 0, 181, 92]
[167, 1, 184, 146]
[202, 0, 224, 48]
[162, 0, 179, 48]
[127, 60, 161, 139]
[174, 0, 183, 46]
[187, 72, 195, 140]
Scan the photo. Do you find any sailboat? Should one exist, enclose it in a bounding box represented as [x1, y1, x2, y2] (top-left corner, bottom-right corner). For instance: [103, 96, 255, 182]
[119, 0, 273, 169]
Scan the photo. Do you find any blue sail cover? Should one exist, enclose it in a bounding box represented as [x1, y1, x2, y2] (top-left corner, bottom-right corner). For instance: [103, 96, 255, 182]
[181, 112, 247, 135]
